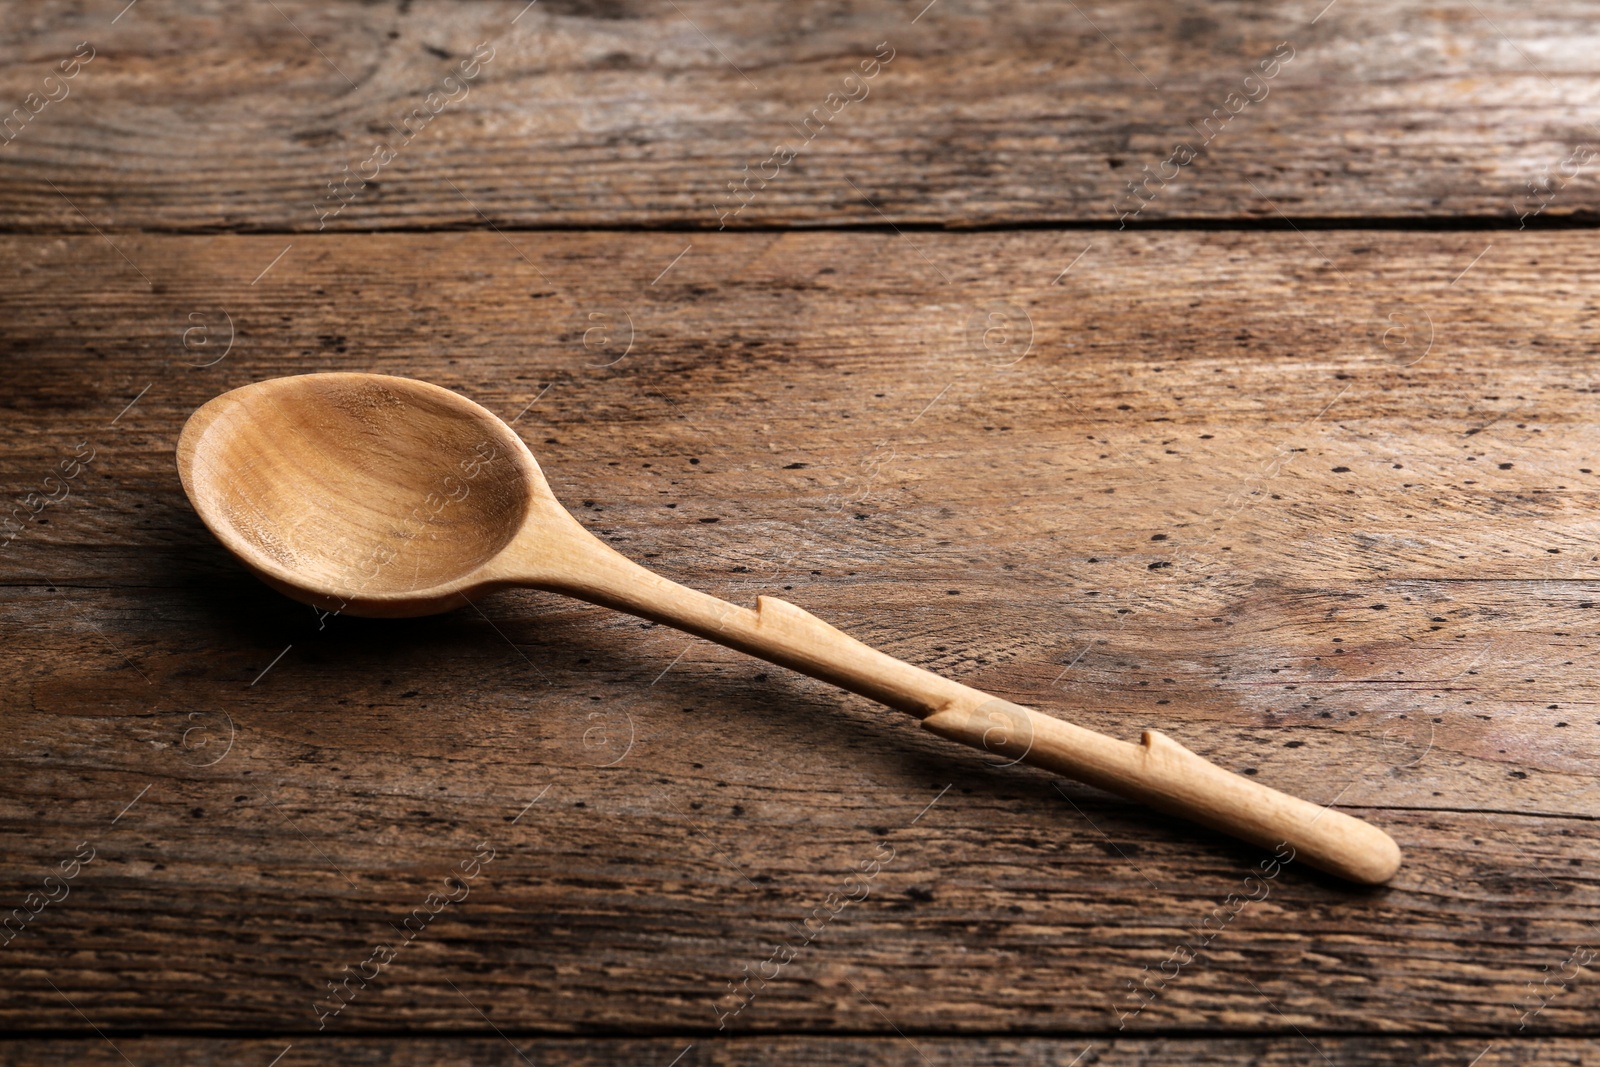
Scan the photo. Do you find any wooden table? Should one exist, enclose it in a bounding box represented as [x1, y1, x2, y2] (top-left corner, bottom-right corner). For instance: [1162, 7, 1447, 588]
[3, 2, 1597, 1064]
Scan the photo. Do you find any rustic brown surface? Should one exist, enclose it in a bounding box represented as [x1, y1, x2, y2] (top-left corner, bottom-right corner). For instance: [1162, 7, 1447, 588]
[4, 0, 1600, 1063]
[0, 1037, 1588, 1066]
[3, 0, 1600, 230]
[2, 231, 1599, 1062]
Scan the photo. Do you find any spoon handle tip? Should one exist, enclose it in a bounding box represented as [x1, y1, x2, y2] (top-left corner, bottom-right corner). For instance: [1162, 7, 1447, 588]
[921, 701, 1402, 885]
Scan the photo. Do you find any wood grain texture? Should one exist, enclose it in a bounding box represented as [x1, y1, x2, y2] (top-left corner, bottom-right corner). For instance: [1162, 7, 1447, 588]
[2, 231, 1597, 1039]
[3, 0, 1600, 231]
[0, 1037, 1593, 1067]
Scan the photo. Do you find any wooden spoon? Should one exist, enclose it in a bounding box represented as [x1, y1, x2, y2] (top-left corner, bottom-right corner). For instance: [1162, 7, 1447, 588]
[177, 372, 1402, 885]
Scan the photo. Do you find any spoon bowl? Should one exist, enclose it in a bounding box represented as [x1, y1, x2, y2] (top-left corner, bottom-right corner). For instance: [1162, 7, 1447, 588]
[179, 373, 547, 616]
[178, 372, 1403, 885]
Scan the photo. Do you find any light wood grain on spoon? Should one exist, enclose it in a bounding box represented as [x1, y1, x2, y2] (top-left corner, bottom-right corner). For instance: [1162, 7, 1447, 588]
[177, 372, 1402, 885]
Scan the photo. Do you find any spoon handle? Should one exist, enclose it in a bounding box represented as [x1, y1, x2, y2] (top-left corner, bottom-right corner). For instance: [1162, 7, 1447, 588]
[531, 540, 1401, 884]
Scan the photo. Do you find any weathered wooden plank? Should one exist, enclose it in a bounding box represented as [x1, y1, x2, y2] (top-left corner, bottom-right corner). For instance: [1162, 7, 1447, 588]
[0, 1036, 1589, 1067]
[1, 0, 1597, 230]
[1, 230, 1597, 1034]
